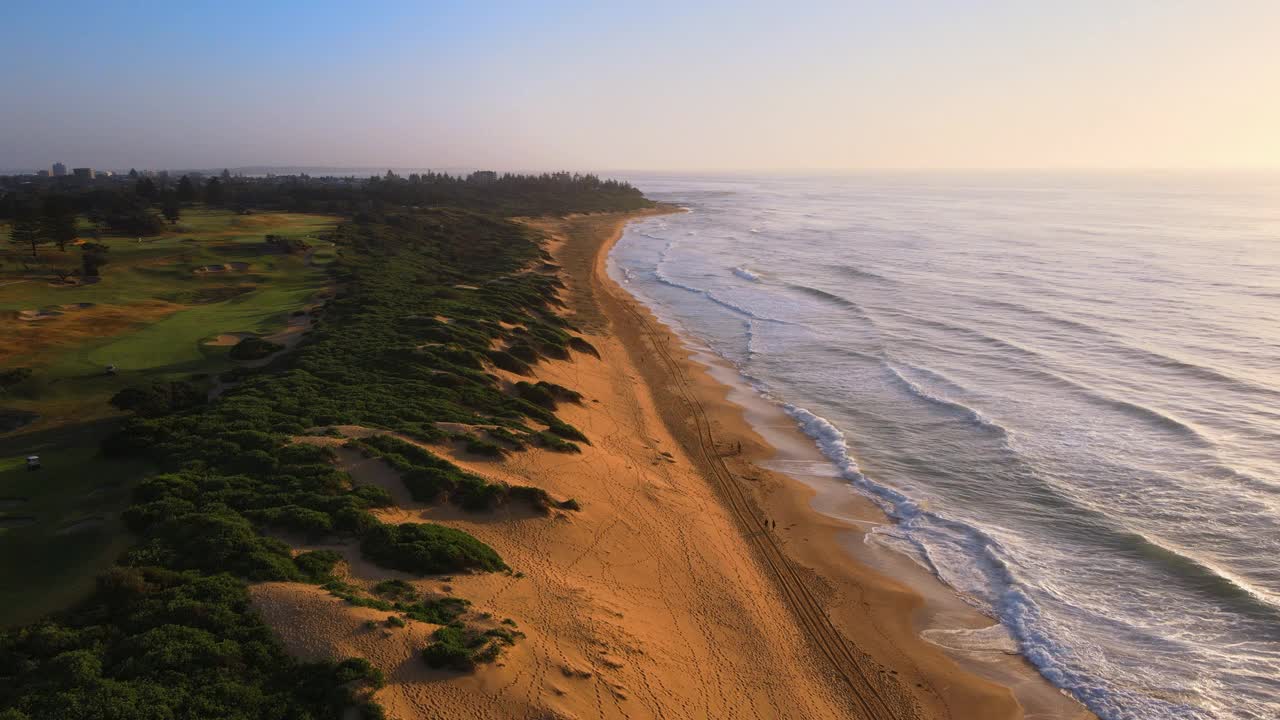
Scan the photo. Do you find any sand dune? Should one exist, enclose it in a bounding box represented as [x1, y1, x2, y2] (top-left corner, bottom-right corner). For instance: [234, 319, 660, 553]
[252, 209, 1092, 720]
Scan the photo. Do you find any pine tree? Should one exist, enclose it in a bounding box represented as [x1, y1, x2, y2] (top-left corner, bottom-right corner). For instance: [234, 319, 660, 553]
[8, 212, 44, 258]
[41, 195, 78, 251]
[43, 212, 78, 252]
[204, 178, 224, 205]
[161, 193, 181, 224]
[176, 175, 197, 202]
[136, 177, 158, 201]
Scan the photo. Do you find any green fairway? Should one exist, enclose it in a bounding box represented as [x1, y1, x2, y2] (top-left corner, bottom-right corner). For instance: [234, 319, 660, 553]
[83, 271, 321, 371]
[1, 207, 337, 424]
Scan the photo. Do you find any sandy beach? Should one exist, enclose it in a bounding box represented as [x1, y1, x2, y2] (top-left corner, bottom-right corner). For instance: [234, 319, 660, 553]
[253, 207, 1094, 719]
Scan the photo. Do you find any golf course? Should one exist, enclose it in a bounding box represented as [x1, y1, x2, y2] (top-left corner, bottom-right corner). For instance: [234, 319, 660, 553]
[0, 206, 338, 623]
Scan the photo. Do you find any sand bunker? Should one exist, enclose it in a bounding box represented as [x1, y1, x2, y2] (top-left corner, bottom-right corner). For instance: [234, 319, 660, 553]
[18, 309, 63, 321]
[18, 303, 95, 321]
[205, 332, 259, 346]
[194, 262, 250, 273]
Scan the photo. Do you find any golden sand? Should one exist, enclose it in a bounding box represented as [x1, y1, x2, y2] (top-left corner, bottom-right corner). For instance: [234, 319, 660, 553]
[252, 208, 1093, 719]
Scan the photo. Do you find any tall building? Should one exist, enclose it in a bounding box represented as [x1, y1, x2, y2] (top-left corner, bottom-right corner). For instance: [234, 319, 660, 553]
[72, 167, 94, 179]
[52, 162, 67, 177]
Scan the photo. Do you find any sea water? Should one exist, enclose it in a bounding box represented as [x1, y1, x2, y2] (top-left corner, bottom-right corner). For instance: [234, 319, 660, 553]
[608, 172, 1280, 720]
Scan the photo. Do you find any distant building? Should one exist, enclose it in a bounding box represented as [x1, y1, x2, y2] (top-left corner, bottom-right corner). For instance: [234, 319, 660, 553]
[469, 170, 498, 184]
[52, 162, 67, 177]
[36, 170, 51, 177]
[72, 167, 94, 179]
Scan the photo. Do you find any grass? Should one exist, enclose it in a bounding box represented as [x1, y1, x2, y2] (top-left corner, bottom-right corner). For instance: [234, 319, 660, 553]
[0, 206, 337, 624]
[0, 426, 151, 624]
[0, 207, 337, 431]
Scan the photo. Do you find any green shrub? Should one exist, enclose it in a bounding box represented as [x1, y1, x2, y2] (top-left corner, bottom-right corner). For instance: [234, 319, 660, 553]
[373, 579, 417, 601]
[486, 426, 526, 448]
[359, 523, 506, 575]
[400, 596, 469, 624]
[109, 381, 206, 418]
[294, 549, 343, 581]
[421, 623, 523, 672]
[229, 336, 285, 361]
[465, 436, 505, 457]
[568, 336, 600, 357]
[537, 431, 580, 453]
[485, 350, 531, 375]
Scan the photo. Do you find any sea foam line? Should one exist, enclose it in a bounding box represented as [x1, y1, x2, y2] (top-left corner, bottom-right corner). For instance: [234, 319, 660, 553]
[778, 402, 1209, 720]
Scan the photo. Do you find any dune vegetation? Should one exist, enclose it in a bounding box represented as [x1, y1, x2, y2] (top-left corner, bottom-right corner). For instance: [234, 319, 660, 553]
[0, 172, 652, 718]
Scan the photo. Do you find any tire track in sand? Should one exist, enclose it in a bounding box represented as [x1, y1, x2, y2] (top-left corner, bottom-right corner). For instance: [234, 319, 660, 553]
[602, 248, 920, 720]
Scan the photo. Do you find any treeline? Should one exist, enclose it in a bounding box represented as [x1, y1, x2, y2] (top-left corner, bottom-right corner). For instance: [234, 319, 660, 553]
[0, 188, 646, 717]
[2, 170, 651, 258]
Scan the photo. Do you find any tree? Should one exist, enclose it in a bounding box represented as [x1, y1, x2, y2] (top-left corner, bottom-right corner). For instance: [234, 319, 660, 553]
[176, 175, 197, 202]
[204, 177, 224, 205]
[128, 168, 139, 179]
[136, 177, 158, 201]
[220, 168, 232, 182]
[8, 206, 44, 258]
[45, 216, 78, 251]
[41, 195, 78, 251]
[81, 242, 110, 277]
[161, 193, 181, 224]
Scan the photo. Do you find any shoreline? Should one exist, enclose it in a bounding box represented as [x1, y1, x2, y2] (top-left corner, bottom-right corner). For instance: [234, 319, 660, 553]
[574, 206, 1096, 719]
[250, 205, 1094, 719]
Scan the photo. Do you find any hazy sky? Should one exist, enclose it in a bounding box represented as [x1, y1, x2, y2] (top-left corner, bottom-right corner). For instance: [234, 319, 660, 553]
[3, 1, 1279, 172]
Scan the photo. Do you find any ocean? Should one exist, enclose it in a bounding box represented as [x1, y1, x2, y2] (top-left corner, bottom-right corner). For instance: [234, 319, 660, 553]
[608, 172, 1280, 720]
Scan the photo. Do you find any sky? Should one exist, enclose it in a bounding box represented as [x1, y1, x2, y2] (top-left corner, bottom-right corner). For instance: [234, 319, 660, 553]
[2, 1, 1279, 172]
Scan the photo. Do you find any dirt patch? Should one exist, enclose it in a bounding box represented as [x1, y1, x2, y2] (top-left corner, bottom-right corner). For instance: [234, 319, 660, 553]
[0, 301, 180, 365]
[18, 309, 63, 321]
